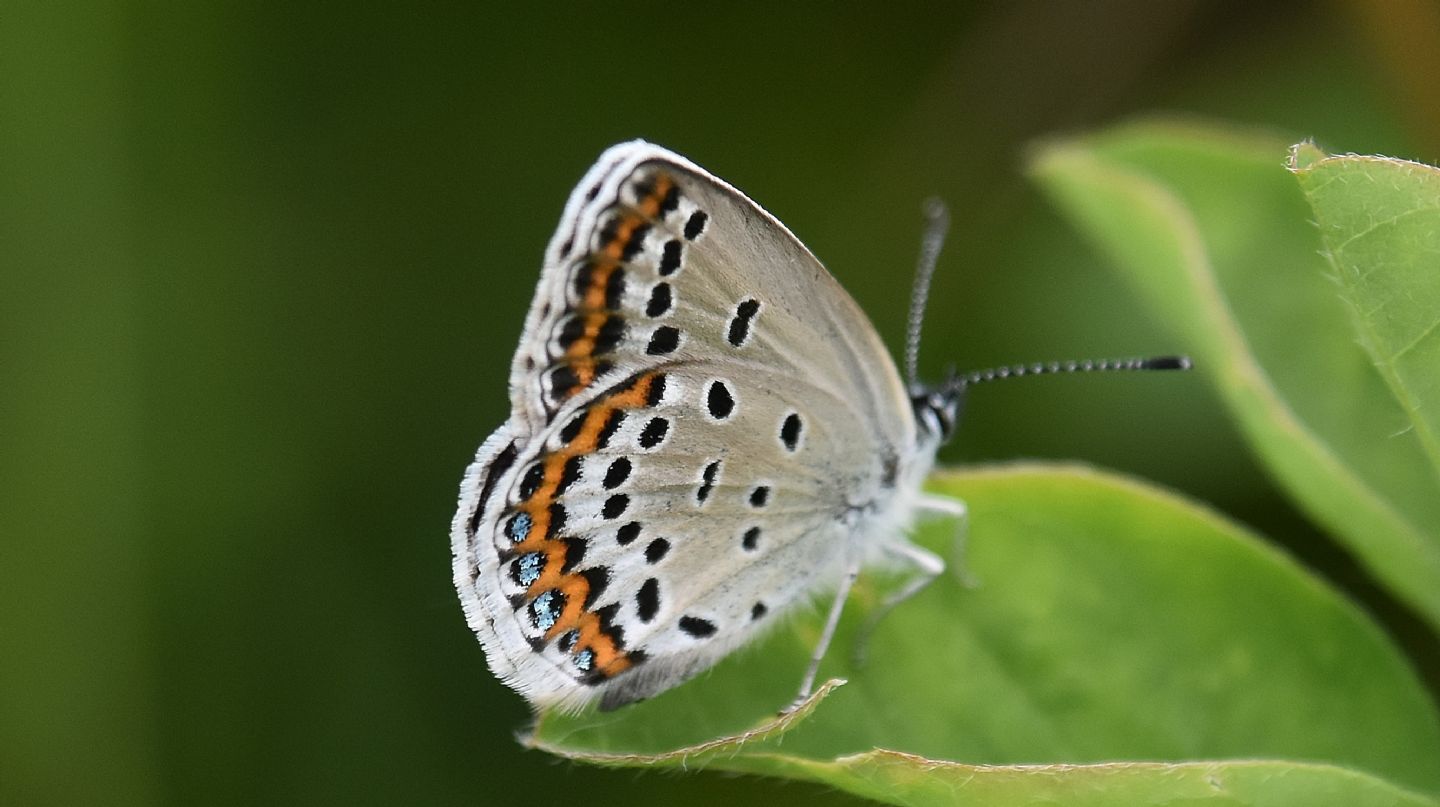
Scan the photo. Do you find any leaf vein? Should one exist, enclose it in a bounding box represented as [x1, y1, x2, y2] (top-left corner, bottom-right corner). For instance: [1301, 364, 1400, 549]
[1330, 204, 1440, 257]
[1390, 316, 1440, 364]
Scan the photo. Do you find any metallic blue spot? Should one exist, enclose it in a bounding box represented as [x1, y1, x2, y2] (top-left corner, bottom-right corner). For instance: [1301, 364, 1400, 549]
[506, 513, 532, 542]
[531, 591, 560, 632]
[574, 648, 595, 672]
[516, 552, 543, 587]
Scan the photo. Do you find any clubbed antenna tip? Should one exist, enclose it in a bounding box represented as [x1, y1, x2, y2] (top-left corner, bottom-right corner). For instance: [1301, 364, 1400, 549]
[1141, 356, 1193, 371]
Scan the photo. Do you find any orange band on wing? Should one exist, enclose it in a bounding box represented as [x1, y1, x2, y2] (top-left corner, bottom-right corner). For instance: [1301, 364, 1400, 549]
[508, 371, 664, 680]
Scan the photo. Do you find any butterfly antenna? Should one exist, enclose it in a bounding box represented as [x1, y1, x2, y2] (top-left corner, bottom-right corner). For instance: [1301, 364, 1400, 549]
[905, 198, 950, 389]
[951, 355, 1193, 392]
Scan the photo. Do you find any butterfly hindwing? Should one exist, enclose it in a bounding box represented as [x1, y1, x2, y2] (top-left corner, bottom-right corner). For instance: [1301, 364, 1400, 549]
[454, 142, 924, 712]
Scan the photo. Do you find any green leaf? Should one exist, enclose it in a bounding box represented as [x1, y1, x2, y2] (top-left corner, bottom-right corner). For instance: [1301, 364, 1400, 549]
[1289, 144, 1440, 483]
[1029, 120, 1440, 632]
[531, 466, 1440, 806]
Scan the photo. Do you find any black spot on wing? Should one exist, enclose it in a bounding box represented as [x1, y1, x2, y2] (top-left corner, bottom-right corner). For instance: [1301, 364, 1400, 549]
[696, 460, 720, 504]
[529, 590, 566, 632]
[780, 412, 803, 451]
[596, 410, 626, 449]
[559, 412, 586, 444]
[659, 183, 680, 215]
[658, 240, 683, 276]
[549, 366, 580, 402]
[637, 578, 660, 623]
[518, 463, 545, 500]
[616, 521, 641, 545]
[646, 283, 673, 317]
[678, 615, 716, 638]
[559, 534, 586, 573]
[604, 267, 627, 309]
[602, 493, 630, 520]
[595, 316, 626, 353]
[603, 457, 631, 489]
[621, 223, 650, 261]
[557, 316, 585, 349]
[555, 455, 583, 496]
[637, 417, 669, 449]
[726, 298, 760, 347]
[572, 261, 595, 301]
[645, 374, 668, 407]
[547, 502, 567, 533]
[683, 210, 708, 240]
[706, 381, 735, 420]
[646, 325, 680, 355]
[580, 566, 609, 609]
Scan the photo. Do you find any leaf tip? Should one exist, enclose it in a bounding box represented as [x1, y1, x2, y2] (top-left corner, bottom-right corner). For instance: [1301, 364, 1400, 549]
[1288, 140, 1329, 173]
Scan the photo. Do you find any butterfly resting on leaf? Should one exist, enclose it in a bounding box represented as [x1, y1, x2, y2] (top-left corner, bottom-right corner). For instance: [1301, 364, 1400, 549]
[450, 141, 1189, 714]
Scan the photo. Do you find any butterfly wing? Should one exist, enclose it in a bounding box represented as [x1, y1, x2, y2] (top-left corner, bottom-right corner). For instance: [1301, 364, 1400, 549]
[452, 142, 927, 711]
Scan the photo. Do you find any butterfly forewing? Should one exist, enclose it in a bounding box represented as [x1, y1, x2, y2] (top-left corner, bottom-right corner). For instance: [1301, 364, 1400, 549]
[454, 142, 921, 712]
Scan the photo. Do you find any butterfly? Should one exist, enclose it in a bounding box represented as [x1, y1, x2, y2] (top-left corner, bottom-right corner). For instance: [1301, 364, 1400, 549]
[450, 141, 1188, 713]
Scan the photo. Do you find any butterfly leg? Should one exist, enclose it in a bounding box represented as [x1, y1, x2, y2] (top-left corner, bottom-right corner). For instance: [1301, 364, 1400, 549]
[850, 539, 945, 668]
[849, 493, 971, 667]
[786, 555, 862, 713]
[917, 492, 975, 587]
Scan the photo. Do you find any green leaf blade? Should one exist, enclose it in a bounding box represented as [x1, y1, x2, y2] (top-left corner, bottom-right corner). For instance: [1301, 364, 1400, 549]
[1290, 146, 1440, 484]
[531, 466, 1440, 805]
[1029, 120, 1440, 631]
[775, 754, 1440, 807]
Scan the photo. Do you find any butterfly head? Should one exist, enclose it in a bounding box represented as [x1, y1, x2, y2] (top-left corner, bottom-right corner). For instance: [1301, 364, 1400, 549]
[910, 381, 963, 445]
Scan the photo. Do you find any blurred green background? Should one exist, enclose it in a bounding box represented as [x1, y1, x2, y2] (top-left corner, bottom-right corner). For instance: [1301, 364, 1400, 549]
[5, 2, 1439, 805]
